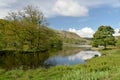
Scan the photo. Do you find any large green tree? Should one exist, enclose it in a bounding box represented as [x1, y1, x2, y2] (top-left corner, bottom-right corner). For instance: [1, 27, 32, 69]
[92, 25, 115, 49]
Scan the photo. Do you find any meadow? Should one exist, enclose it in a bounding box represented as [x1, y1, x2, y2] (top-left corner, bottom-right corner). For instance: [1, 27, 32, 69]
[0, 49, 120, 80]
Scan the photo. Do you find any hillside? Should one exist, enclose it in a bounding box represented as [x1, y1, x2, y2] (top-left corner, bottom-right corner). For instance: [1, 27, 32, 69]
[56, 30, 90, 45]
[0, 19, 63, 52]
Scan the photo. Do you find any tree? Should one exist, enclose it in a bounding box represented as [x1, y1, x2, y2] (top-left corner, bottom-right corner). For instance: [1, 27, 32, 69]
[0, 19, 11, 50]
[92, 25, 115, 49]
[6, 5, 47, 26]
[1, 5, 62, 52]
[116, 29, 120, 48]
[4, 5, 48, 51]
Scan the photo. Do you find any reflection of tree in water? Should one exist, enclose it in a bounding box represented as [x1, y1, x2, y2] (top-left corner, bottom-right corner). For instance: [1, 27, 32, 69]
[0, 51, 49, 70]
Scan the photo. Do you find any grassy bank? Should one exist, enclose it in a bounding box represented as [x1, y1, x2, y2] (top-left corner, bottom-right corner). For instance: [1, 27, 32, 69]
[0, 49, 120, 80]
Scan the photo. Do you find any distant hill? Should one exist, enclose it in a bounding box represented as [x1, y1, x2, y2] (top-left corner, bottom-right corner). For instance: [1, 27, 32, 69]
[56, 30, 91, 45]
[83, 37, 93, 41]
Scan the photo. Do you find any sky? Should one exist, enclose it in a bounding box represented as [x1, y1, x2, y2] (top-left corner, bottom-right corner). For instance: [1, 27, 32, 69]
[0, 0, 120, 37]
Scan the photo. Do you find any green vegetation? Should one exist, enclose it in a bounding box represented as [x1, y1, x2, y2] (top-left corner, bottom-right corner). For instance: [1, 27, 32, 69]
[92, 26, 115, 49]
[0, 49, 120, 80]
[0, 5, 62, 52]
[116, 36, 120, 48]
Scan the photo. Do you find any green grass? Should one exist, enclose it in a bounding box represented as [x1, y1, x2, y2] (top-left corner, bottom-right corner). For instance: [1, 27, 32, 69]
[0, 49, 120, 80]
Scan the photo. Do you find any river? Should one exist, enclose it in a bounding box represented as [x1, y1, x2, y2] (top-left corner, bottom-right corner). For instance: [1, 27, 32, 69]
[44, 50, 101, 67]
[0, 47, 101, 70]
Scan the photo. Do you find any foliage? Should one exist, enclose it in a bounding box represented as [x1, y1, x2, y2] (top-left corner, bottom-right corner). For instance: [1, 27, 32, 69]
[92, 25, 115, 49]
[116, 36, 120, 47]
[0, 5, 62, 52]
[116, 29, 120, 47]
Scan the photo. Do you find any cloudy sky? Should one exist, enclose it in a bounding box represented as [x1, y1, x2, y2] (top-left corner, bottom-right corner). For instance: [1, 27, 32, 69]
[0, 0, 120, 37]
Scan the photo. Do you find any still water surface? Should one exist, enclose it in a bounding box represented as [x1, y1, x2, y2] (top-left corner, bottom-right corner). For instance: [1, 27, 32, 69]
[44, 50, 101, 66]
[0, 48, 101, 69]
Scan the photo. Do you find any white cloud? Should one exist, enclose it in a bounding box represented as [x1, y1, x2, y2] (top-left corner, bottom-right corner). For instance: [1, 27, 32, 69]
[0, 0, 17, 19]
[113, 28, 120, 36]
[0, 9, 9, 18]
[68, 27, 95, 38]
[0, 0, 17, 7]
[68, 27, 120, 37]
[53, 0, 88, 17]
[76, 0, 120, 8]
[0, 0, 120, 18]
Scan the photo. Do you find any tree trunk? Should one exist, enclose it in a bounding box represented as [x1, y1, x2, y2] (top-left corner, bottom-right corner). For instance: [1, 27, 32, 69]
[104, 40, 107, 50]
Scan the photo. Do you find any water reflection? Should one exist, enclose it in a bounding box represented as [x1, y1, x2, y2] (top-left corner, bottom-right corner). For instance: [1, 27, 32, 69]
[0, 49, 101, 69]
[44, 50, 101, 66]
[69, 51, 101, 60]
[0, 47, 81, 70]
[44, 56, 85, 66]
[0, 51, 49, 70]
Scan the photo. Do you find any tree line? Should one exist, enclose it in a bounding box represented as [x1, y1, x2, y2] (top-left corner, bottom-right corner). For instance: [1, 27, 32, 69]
[0, 5, 62, 52]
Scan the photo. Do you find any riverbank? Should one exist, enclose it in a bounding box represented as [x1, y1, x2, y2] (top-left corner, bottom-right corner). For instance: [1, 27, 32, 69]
[0, 49, 120, 80]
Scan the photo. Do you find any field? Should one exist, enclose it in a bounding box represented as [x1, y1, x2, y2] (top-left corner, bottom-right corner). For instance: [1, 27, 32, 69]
[0, 49, 120, 80]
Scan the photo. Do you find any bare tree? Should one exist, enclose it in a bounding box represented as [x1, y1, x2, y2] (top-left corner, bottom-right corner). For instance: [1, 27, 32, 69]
[6, 5, 48, 26]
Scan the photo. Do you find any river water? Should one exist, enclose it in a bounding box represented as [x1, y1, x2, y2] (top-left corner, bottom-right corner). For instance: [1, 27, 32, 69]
[44, 50, 101, 66]
[0, 48, 101, 69]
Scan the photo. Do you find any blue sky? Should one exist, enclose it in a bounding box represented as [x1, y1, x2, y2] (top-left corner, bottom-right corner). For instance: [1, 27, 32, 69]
[48, 6, 120, 30]
[0, 0, 120, 37]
